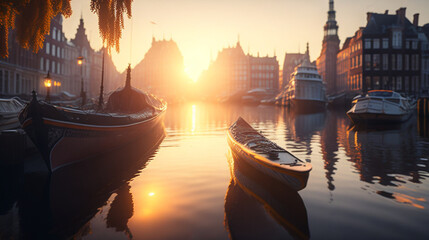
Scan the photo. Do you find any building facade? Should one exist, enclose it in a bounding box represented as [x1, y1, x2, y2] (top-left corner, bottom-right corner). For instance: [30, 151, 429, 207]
[131, 37, 189, 101]
[249, 54, 279, 92]
[198, 41, 280, 99]
[0, 15, 120, 99]
[282, 43, 311, 89]
[337, 8, 428, 96]
[282, 52, 307, 89]
[316, 0, 340, 96]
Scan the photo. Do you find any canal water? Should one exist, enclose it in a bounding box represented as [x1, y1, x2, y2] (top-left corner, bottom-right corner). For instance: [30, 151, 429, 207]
[1, 102, 429, 239]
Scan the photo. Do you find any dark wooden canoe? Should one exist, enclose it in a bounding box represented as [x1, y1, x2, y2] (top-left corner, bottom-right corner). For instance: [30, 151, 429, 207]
[227, 117, 312, 191]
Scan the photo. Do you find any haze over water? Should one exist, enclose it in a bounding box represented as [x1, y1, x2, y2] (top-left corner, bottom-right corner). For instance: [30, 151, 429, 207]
[3, 102, 428, 239]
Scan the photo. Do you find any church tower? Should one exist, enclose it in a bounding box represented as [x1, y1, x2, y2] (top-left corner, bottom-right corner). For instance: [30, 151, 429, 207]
[317, 0, 340, 95]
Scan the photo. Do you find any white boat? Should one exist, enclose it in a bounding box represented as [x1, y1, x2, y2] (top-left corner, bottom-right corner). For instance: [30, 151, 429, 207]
[0, 98, 24, 130]
[276, 59, 327, 112]
[347, 90, 415, 124]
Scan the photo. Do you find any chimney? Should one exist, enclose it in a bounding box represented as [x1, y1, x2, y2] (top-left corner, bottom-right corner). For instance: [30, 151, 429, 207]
[385, 10, 389, 15]
[367, 12, 373, 23]
[396, 8, 406, 24]
[413, 13, 419, 27]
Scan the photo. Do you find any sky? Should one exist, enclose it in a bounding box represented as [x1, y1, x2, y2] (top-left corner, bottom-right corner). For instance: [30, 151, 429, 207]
[62, 0, 429, 81]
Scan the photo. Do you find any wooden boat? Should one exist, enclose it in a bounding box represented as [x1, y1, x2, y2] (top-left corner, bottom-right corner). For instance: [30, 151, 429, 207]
[225, 150, 310, 240]
[0, 98, 24, 130]
[227, 117, 312, 191]
[347, 90, 415, 124]
[14, 129, 164, 239]
[19, 66, 167, 172]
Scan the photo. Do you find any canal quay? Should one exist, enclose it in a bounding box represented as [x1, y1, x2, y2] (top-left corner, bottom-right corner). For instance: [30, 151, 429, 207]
[0, 102, 428, 239]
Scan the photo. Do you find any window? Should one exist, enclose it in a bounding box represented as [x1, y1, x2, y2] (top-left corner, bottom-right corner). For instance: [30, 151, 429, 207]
[57, 62, 60, 74]
[46, 42, 50, 54]
[57, 47, 60, 57]
[373, 39, 380, 49]
[396, 76, 402, 91]
[46, 59, 50, 71]
[383, 54, 388, 70]
[57, 30, 61, 41]
[364, 39, 371, 49]
[392, 54, 396, 70]
[374, 77, 380, 89]
[373, 54, 380, 70]
[412, 40, 418, 50]
[52, 45, 55, 56]
[382, 38, 389, 49]
[52, 61, 55, 73]
[405, 40, 410, 49]
[40, 57, 44, 70]
[382, 77, 389, 89]
[365, 54, 371, 70]
[397, 54, 402, 70]
[366, 76, 371, 90]
[52, 27, 56, 40]
[392, 31, 402, 49]
[405, 55, 409, 70]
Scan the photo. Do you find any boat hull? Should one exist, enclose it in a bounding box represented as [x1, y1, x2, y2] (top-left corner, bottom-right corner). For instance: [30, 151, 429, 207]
[347, 111, 411, 124]
[21, 112, 165, 172]
[227, 132, 310, 191]
[291, 99, 326, 113]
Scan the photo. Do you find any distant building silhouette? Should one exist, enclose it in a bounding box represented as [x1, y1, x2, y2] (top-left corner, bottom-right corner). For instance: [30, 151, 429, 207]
[0, 15, 120, 99]
[198, 40, 279, 99]
[282, 44, 310, 89]
[249, 54, 279, 92]
[336, 8, 429, 95]
[130, 37, 189, 101]
[316, 0, 340, 96]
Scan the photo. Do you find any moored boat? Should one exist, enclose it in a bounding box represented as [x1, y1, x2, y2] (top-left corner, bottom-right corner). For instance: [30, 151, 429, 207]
[19, 66, 167, 172]
[227, 117, 312, 191]
[0, 98, 24, 130]
[276, 58, 327, 112]
[347, 90, 415, 124]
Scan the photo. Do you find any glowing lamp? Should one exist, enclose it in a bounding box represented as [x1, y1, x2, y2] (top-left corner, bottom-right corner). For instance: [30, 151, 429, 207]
[77, 56, 84, 65]
[44, 71, 52, 103]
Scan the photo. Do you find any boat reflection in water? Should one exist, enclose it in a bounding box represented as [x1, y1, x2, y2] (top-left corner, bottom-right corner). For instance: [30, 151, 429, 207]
[15, 124, 165, 239]
[225, 150, 310, 240]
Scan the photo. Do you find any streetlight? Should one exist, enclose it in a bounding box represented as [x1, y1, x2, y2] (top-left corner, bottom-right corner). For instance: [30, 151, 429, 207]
[44, 71, 52, 103]
[77, 56, 86, 106]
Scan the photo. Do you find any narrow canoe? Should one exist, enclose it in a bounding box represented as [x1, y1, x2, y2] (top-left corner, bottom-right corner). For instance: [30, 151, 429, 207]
[227, 117, 312, 191]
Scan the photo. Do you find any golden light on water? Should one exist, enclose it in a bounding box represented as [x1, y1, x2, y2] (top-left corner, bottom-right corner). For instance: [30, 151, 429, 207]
[191, 104, 196, 133]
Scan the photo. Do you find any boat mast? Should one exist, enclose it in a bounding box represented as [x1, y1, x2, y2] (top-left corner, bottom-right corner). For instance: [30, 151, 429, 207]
[98, 48, 105, 110]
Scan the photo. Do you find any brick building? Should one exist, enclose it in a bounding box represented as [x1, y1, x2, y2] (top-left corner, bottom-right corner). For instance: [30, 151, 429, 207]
[336, 8, 429, 96]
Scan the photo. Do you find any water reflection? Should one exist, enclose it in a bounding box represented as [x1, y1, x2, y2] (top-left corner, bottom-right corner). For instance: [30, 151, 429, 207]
[2, 125, 165, 239]
[106, 183, 134, 238]
[345, 117, 428, 186]
[283, 109, 326, 156]
[225, 150, 309, 240]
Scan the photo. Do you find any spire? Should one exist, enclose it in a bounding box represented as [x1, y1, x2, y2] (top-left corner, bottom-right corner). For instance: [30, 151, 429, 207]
[305, 42, 309, 57]
[324, 0, 339, 39]
[125, 64, 131, 89]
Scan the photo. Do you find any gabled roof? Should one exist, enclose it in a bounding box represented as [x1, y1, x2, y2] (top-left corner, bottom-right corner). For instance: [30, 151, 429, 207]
[364, 12, 418, 37]
[423, 24, 429, 39]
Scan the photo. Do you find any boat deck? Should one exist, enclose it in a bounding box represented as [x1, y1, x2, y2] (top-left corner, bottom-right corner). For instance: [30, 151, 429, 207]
[230, 118, 298, 165]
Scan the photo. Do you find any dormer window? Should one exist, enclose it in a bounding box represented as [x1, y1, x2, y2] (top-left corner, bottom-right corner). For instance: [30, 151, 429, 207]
[392, 31, 402, 49]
